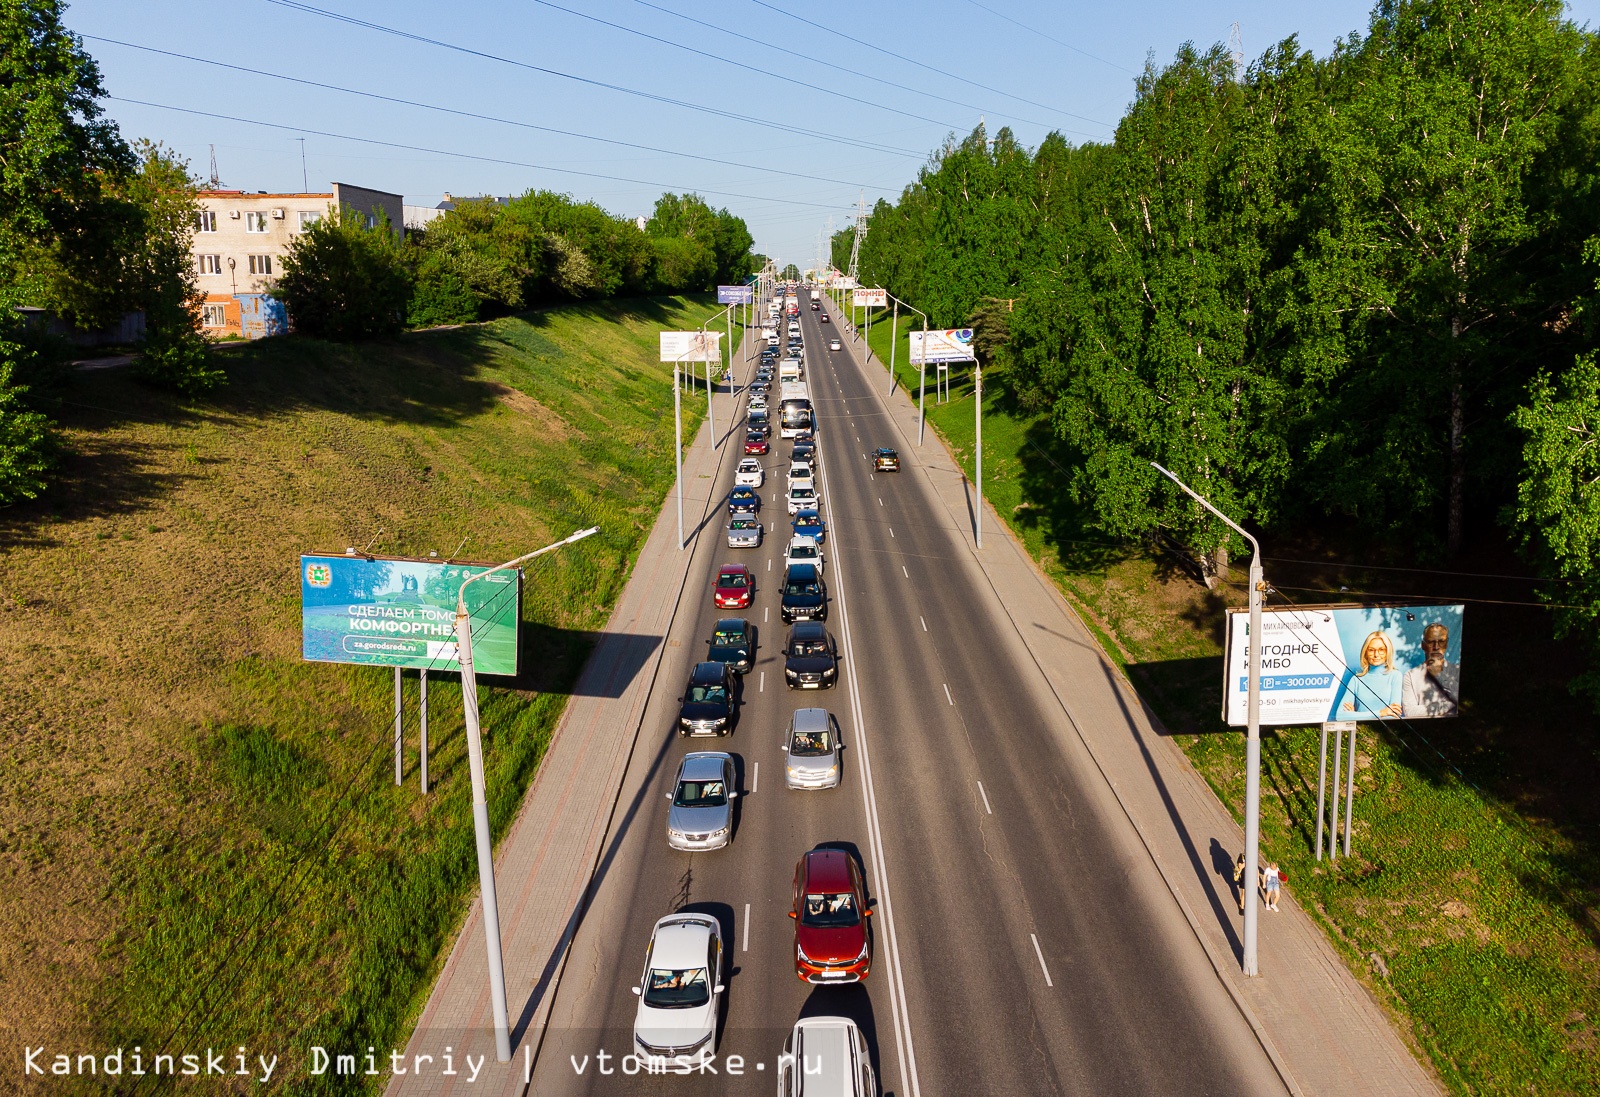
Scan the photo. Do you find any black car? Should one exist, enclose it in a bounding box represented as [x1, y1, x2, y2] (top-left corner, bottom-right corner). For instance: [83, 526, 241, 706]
[783, 621, 838, 689]
[729, 485, 761, 515]
[749, 409, 771, 432]
[872, 447, 900, 472]
[708, 617, 755, 675]
[678, 661, 735, 736]
[792, 441, 816, 465]
[780, 563, 828, 623]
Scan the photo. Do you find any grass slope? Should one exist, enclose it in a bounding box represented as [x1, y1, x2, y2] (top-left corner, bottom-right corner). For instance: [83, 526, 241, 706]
[0, 295, 722, 1092]
[852, 300, 1600, 1097]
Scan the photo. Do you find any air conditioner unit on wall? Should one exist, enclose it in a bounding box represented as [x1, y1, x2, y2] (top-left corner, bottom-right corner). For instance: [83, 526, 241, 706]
[230, 210, 241, 219]
[271, 208, 285, 219]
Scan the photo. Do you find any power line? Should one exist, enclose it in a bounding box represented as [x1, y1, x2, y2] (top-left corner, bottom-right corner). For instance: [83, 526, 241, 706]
[526, 0, 957, 129]
[742, 0, 1113, 130]
[259, 0, 926, 159]
[1261, 554, 1572, 583]
[624, 0, 1093, 137]
[957, 0, 1136, 74]
[110, 96, 859, 212]
[87, 36, 892, 193]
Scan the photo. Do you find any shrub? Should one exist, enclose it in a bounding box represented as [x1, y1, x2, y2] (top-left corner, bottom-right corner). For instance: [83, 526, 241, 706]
[277, 209, 410, 340]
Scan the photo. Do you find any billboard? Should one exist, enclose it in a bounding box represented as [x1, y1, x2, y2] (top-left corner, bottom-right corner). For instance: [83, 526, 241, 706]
[909, 328, 977, 364]
[301, 555, 522, 676]
[852, 288, 887, 307]
[717, 284, 754, 304]
[660, 331, 723, 363]
[830, 274, 858, 289]
[1223, 604, 1465, 726]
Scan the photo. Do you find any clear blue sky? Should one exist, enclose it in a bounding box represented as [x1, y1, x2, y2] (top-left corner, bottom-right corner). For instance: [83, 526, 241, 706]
[69, 0, 1600, 270]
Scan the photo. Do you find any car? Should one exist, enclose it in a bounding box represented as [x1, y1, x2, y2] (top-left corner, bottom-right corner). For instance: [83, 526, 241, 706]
[792, 441, 816, 466]
[713, 563, 754, 608]
[632, 912, 725, 1063]
[790, 848, 870, 982]
[749, 395, 768, 414]
[783, 623, 838, 690]
[786, 462, 814, 490]
[677, 661, 735, 736]
[749, 410, 771, 432]
[750, 380, 771, 396]
[872, 447, 900, 472]
[787, 484, 818, 514]
[725, 516, 763, 549]
[743, 432, 769, 456]
[766, 334, 780, 347]
[792, 508, 825, 544]
[782, 706, 841, 786]
[810, 301, 820, 310]
[706, 617, 755, 675]
[791, 428, 815, 447]
[829, 338, 842, 352]
[780, 563, 827, 622]
[777, 1016, 875, 1097]
[728, 486, 760, 516]
[784, 534, 824, 574]
[664, 752, 737, 851]
[735, 457, 764, 487]
[819, 312, 830, 323]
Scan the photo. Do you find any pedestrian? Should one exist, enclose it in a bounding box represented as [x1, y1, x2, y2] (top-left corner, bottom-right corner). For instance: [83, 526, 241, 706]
[1232, 852, 1247, 914]
[1261, 861, 1282, 911]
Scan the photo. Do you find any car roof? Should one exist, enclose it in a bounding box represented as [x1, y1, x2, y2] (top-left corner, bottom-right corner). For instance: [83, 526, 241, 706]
[788, 534, 818, 548]
[793, 1022, 851, 1097]
[801, 848, 853, 891]
[790, 621, 826, 641]
[679, 752, 730, 781]
[738, 457, 760, 466]
[792, 706, 830, 733]
[650, 915, 716, 967]
[690, 661, 726, 683]
[714, 617, 748, 632]
[718, 563, 749, 576]
[785, 563, 819, 581]
[795, 509, 822, 521]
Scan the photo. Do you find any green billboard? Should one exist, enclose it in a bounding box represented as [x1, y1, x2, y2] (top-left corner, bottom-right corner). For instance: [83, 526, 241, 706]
[300, 554, 521, 676]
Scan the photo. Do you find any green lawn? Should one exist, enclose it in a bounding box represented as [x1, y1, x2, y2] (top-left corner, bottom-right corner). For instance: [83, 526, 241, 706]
[0, 295, 725, 1092]
[852, 298, 1600, 1097]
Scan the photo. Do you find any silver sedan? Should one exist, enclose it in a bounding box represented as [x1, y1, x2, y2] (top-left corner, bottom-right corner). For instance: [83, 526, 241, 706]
[726, 516, 763, 549]
[783, 707, 840, 790]
[665, 752, 738, 850]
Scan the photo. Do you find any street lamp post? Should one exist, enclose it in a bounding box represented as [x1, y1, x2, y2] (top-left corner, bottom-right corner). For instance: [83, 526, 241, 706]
[674, 358, 684, 549]
[1151, 463, 1265, 978]
[974, 360, 983, 549]
[453, 525, 600, 1062]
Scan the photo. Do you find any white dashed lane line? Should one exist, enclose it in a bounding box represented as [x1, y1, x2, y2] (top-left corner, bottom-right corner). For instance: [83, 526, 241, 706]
[902, 565, 909, 578]
[744, 904, 751, 952]
[943, 683, 953, 706]
[920, 616, 927, 632]
[977, 781, 993, 815]
[1031, 934, 1054, 987]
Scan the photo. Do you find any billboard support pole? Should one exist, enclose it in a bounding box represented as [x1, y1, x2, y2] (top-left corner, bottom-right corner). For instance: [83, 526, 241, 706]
[454, 526, 599, 1064]
[1152, 462, 1264, 978]
[393, 667, 403, 786]
[674, 361, 684, 550]
[888, 299, 898, 396]
[975, 361, 983, 550]
[1344, 724, 1358, 857]
[1330, 723, 1343, 863]
[1315, 722, 1329, 860]
[419, 669, 429, 794]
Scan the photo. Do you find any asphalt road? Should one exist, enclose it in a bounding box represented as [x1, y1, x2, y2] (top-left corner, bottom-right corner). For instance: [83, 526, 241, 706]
[531, 296, 1286, 1096]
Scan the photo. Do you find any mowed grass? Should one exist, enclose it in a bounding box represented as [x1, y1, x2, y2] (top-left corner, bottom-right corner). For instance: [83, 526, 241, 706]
[0, 295, 721, 1093]
[856, 303, 1600, 1097]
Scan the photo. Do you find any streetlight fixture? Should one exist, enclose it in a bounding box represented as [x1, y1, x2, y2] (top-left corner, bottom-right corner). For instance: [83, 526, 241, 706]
[1151, 462, 1265, 977]
[453, 525, 601, 1061]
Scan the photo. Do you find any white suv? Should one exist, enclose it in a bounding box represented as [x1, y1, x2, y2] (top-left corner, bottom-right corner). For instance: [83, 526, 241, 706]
[735, 458, 764, 487]
[778, 1017, 875, 1097]
[784, 534, 824, 574]
[786, 462, 814, 490]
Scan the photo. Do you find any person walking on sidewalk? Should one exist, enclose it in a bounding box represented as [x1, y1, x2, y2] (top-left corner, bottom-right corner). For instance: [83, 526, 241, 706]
[1232, 852, 1247, 914]
[1261, 861, 1282, 911]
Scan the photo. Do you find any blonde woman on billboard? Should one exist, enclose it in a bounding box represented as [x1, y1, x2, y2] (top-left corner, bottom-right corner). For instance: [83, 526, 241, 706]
[1332, 630, 1403, 719]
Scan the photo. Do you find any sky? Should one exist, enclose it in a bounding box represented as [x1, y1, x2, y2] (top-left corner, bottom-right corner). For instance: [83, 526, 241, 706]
[69, 0, 1600, 270]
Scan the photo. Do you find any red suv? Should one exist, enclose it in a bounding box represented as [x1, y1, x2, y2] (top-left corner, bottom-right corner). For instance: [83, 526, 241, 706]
[714, 564, 754, 609]
[789, 849, 871, 983]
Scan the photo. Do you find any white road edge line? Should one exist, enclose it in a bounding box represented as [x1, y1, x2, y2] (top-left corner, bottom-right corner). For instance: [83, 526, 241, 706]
[816, 357, 923, 1097]
[744, 903, 751, 952]
[752, 761, 759, 794]
[977, 781, 993, 815]
[1031, 933, 1054, 987]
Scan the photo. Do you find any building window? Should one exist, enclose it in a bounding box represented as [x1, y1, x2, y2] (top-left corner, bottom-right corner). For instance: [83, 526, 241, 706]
[297, 211, 321, 231]
[194, 210, 217, 233]
[248, 254, 273, 276]
[245, 211, 269, 233]
[202, 304, 227, 327]
[196, 254, 222, 276]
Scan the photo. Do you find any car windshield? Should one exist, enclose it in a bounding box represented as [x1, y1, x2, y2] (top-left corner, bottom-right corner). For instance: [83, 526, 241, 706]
[796, 518, 821, 530]
[784, 579, 820, 596]
[720, 572, 748, 588]
[790, 727, 833, 756]
[790, 545, 817, 559]
[643, 966, 710, 1008]
[688, 683, 727, 705]
[792, 639, 829, 657]
[731, 520, 757, 530]
[674, 778, 727, 808]
[713, 629, 744, 645]
[801, 891, 859, 928]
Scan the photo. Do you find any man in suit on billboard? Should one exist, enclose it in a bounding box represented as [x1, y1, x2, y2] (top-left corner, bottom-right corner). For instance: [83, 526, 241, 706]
[1402, 622, 1460, 717]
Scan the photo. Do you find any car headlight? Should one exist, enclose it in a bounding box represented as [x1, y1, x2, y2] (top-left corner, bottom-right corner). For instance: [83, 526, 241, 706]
[856, 939, 871, 962]
[795, 942, 811, 964]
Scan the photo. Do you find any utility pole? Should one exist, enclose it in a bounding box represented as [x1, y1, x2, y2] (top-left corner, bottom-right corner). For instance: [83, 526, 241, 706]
[297, 137, 308, 191]
[1152, 463, 1266, 977]
[975, 360, 983, 549]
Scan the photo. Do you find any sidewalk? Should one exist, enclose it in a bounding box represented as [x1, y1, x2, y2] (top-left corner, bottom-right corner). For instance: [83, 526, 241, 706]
[841, 307, 1441, 1097]
[386, 346, 750, 1097]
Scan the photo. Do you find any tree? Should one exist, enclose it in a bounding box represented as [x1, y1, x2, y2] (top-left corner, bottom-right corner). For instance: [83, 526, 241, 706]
[277, 210, 410, 340]
[780, 263, 800, 282]
[0, 318, 51, 503]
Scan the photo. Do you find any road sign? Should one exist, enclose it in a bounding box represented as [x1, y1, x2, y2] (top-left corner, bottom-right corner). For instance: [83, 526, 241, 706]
[852, 288, 887, 307]
[717, 285, 754, 304]
[909, 328, 976, 363]
[660, 331, 723, 362]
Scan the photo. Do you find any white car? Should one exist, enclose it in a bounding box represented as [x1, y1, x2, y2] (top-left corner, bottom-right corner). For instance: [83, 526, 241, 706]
[632, 913, 725, 1064]
[786, 462, 814, 490]
[784, 534, 824, 575]
[735, 458, 764, 488]
[767, 334, 780, 347]
[829, 338, 842, 351]
[749, 395, 768, 414]
[788, 484, 818, 514]
[778, 1016, 874, 1097]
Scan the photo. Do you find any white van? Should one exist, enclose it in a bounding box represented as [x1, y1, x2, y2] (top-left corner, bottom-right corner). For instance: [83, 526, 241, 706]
[777, 1017, 875, 1097]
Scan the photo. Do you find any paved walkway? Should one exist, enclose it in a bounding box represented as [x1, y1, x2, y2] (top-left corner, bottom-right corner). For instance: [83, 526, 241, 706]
[843, 312, 1441, 1097]
[386, 346, 751, 1096]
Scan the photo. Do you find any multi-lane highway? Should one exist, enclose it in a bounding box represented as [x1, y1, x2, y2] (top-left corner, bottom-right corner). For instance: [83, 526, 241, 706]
[532, 291, 1287, 1095]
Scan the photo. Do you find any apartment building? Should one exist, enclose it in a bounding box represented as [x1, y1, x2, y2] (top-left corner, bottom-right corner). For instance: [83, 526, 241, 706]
[191, 182, 402, 338]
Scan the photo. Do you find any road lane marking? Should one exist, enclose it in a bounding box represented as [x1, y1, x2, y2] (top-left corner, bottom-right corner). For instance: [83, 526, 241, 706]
[764, 607, 769, 623]
[744, 903, 751, 952]
[889, 528, 894, 538]
[767, 558, 771, 571]
[753, 762, 759, 794]
[920, 616, 927, 631]
[1031, 934, 1054, 987]
[977, 781, 993, 815]
[879, 497, 884, 506]
[943, 683, 953, 706]
[902, 565, 909, 578]
[759, 671, 765, 692]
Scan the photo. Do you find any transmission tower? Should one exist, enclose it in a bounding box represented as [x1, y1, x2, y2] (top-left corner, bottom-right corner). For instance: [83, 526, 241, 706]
[208, 144, 222, 189]
[846, 191, 868, 282]
[1228, 22, 1245, 82]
